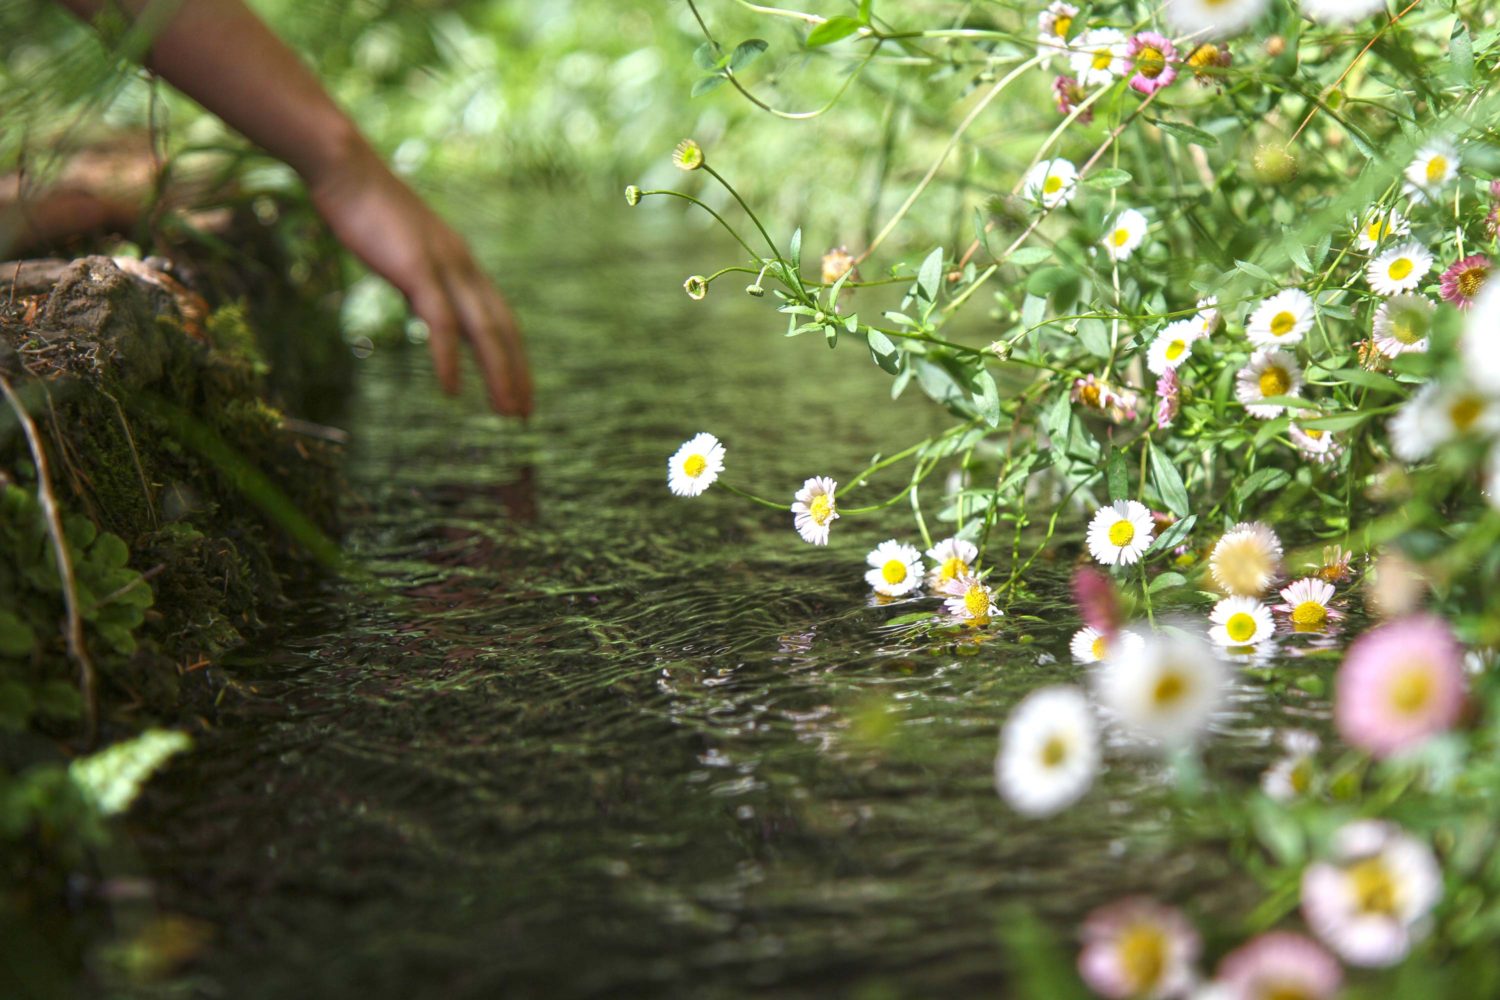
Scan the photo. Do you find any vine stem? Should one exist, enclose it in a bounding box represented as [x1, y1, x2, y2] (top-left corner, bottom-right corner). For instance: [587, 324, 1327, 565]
[718, 481, 790, 510]
[637, 189, 764, 264]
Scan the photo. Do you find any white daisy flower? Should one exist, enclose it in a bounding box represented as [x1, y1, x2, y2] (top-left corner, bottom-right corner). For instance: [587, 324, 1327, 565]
[942, 573, 1001, 624]
[1195, 295, 1221, 336]
[1354, 207, 1410, 252]
[1146, 319, 1201, 375]
[1389, 382, 1500, 462]
[791, 476, 839, 545]
[1096, 628, 1225, 746]
[1235, 350, 1304, 418]
[995, 685, 1099, 817]
[1247, 289, 1315, 347]
[1289, 413, 1344, 465]
[926, 536, 978, 589]
[1280, 577, 1337, 632]
[1460, 277, 1500, 395]
[1365, 242, 1433, 296]
[1086, 500, 1155, 567]
[1022, 158, 1079, 210]
[1036, 1, 1079, 65]
[1102, 209, 1148, 261]
[1209, 521, 1283, 596]
[1404, 141, 1459, 201]
[1164, 0, 1269, 39]
[1300, 0, 1389, 23]
[667, 432, 726, 497]
[864, 539, 923, 597]
[1070, 626, 1146, 664]
[1372, 294, 1435, 358]
[1209, 595, 1275, 647]
[1262, 730, 1321, 802]
[1302, 820, 1442, 967]
[1070, 28, 1127, 87]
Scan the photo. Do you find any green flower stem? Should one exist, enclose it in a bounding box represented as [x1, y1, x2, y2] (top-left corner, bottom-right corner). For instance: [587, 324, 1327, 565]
[717, 481, 790, 510]
[637, 189, 764, 265]
[701, 164, 787, 270]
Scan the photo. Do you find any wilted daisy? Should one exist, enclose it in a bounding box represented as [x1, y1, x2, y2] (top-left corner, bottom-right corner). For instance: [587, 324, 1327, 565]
[1023, 158, 1079, 209]
[1354, 207, 1410, 251]
[1302, 820, 1442, 967]
[1036, 1, 1079, 64]
[1086, 500, 1155, 567]
[1365, 242, 1432, 296]
[1164, 0, 1269, 39]
[1078, 897, 1201, 1000]
[1261, 730, 1321, 802]
[1246, 289, 1315, 347]
[926, 536, 978, 589]
[1070, 28, 1127, 87]
[942, 573, 1001, 625]
[1209, 596, 1275, 647]
[1438, 253, 1491, 310]
[1300, 0, 1389, 23]
[1154, 367, 1181, 430]
[1125, 32, 1177, 95]
[667, 433, 726, 497]
[1097, 628, 1224, 745]
[1052, 75, 1094, 123]
[1372, 293, 1434, 357]
[1102, 208, 1148, 261]
[864, 540, 923, 597]
[1289, 413, 1343, 465]
[820, 246, 858, 285]
[1209, 521, 1282, 596]
[683, 275, 708, 300]
[1276, 577, 1340, 634]
[1235, 350, 1304, 419]
[995, 685, 1099, 817]
[1404, 141, 1459, 200]
[1215, 931, 1342, 1000]
[1146, 319, 1201, 375]
[1070, 626, 1145, 664]
[1334, 615, 1466, 758]
[791, 476, 839, 545]
[1389, 381, 1500, 462]
[1185, 41, 1233, 86]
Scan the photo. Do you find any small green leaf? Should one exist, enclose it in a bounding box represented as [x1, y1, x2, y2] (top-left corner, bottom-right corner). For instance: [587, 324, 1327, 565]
[1008, 246, 1051, 267]
[693, 42, 724, 70]
[1149, 571, 1187, 593]
[1234, 259, 1277, 283]
[691, 74, 727, 97]
[1235, 468, 1291, 508]
[1026, 266, 1074, 297]
[1451, 22, 1474, 83]
[1149, 513, 1197, 555]
[806, 15, 862, 47]
[789, 227, 803, 270]
[1084, 168, 1133, 189]
[729, 38, 769, 71]
[1150, 118, 1219, 147]
[1106, 448, 1129, 502]
[916, 247, 945, 302]
[1150, 449, 1191, 518]
[1076, 318, 1110, 359]
[974, 370, 1001, 428]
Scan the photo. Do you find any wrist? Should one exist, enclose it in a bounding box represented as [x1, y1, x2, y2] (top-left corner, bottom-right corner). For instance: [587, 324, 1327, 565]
[294, 114, 376, 191]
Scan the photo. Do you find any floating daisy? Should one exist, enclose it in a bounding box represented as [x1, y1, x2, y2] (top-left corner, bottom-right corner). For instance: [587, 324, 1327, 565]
[791, 476, 839, 545]
[1022, 158, 1079, 210]
[1372, 293, 1434, 357]
[863, 539, 923, 597]
[1261, 730, 1321, 802]
[1209, 596, 1275, 647]
[1215, 931, 1342, 1000]
[926, 536, 978, 589]
[1146, 319, 1201, 375]
[1078, 897, 1201, 1000]
[1365, 242, 1432, 296]
[1235, 350, 1304, 419]
[1096, 628, 1224, 745]
[1354, 207, 1410, 251]
[1300, 0, 1390, 23]
[1334, 615, 1466, 758]
[667, 433, 726, 497]
[1209, 521, 1282, 596]
[1389, 381, 1500, 462]
[1404, 141, 1459, 200]
[1125, 32, 1178, 96]
[1302, 820, 1442, 967]
[942, 573, 1001, 625]
[1246, 289, 1315, 347]
[1163, 0, 1269, 39]
[1036, 1, 1079, 65]
[1069, 626, 1145, 664]
[1102, 208, 1148, 261]
[1277, 577, 1339, 633]
[1086, 500, 1156, 567]
[995, 685, 1099, 817]
[1070, 28, 1127, 88]
[1438, 253, 1491, 310]
[1289, 413, 1343, 465]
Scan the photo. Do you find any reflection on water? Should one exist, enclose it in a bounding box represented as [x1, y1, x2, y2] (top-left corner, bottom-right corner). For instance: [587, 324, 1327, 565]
[127, 196, 1331, 997]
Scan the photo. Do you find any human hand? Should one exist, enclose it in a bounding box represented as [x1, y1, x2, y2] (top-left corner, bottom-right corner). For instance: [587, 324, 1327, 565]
[306, 143, 533, 416]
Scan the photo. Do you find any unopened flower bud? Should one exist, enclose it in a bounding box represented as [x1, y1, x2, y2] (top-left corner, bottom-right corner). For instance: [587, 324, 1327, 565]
[624, 185, 642, 206]
[672, 139, 705, 171]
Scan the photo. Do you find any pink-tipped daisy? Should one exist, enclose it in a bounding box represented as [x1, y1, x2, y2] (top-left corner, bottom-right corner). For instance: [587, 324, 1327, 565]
[1215, 931, 1342, 1000]
[1125, 32, 1178, 95]
[1439, 254, 1491, 310]
[942, 573, 1001, 625]
[1334, 615, 1466, 758]
[1078, 897, 1200, 1000]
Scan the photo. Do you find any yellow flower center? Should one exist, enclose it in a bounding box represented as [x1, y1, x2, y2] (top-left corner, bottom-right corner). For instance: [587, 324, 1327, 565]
[1040, 735, 1069, 768]
[1054, 14, 1073, 37]
[1116, 925, 1168, 992]
[1259, 366, 1290, 398]
[1136, 46, 1166, 79]
[1387, 257, 1413, 281]
[1389, 664, 1434, 716]
[1425, 155, 1448, 184]
[1450, 395, 1484, 432]
[1389, 307, 1425, 345]
[1367, 220, 1389, 242]
[1108, 520, 1136, 547]
[1112, 227, 1132, 247]
[683, 454, 707, 478]
[1225, 612, 1258, 644]
[1457, 265, 1489, 299]
[1265, 984, 1316, 1000]
[808, 493, 835, 525]
[1289, 757, 1314, 795]
[1270, 310, 1297, 337]
[1043, 175, 1065, 195]
[1091, 635, 1108, 659]
[1165, 339, 1187, 362]
[1152, 669, 1187, 708]
[1303, 427, 1325, 440]
[939, 556, 968, 581]
[1291, 600, 1327, 629]
[1078, 382, 1103, 408]
[1348, 858, 1400, 916]
[1091, 48, 1113, 71]
[963, 583, 991, 620]
[881, 559, 908, 585]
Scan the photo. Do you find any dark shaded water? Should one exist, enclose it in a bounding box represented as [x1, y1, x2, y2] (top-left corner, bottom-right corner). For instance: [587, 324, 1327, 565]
[120, 197, 1319, 997]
